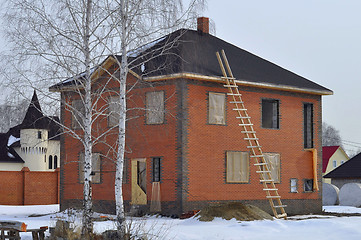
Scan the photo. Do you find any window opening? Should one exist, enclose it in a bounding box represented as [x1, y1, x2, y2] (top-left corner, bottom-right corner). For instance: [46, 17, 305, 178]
[304, 103, 313, 148]
[290, 178, 297, 193]
[304, 179, 314, 192]
[262, 99, 279, 129]
[208, 92, 226, 125]
[226, 151, 249, 183]
[152, 157, 161, 182]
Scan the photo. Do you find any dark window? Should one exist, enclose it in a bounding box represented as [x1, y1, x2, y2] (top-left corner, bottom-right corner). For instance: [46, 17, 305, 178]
[38, 131, 42, 139]
[262, 99, 279, 129]
[304, 103, 313, 148]
[49, 155, 53, 169]
[72, 99, 85, 129]
[54, 155, 58, 169]
[304, 179, 313, 192]
[152, 157, 161, 182]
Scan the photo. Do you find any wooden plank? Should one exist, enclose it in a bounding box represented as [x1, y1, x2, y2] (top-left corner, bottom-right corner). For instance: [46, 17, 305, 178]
[0, 221, 27, 232]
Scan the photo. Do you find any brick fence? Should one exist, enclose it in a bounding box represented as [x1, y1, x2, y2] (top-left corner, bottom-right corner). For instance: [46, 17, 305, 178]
[0, 167, 59, 205]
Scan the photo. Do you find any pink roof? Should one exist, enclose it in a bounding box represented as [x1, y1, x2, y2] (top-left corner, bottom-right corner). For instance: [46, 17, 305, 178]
[322, 146, 339, 173]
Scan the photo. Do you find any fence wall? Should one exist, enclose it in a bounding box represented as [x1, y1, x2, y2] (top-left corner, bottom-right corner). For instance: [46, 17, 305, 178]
[0, 167, 59, 205]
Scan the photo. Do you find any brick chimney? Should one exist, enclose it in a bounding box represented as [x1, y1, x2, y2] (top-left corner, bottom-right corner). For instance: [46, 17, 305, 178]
[197, 17, 209, 34]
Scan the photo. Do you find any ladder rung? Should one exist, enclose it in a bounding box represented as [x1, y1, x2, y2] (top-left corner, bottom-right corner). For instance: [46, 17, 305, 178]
[251, 155, 264, 158]
[247, 145, 261, 148]
[266, 196, 281, 199]
[239, 123, 253, 126]
[233, 108, 247, 111]
[263, 188, 278, 191]
[230, 101, 244, 104]
[256, 170, 270, 173]
[227, 93, 242, 96]
[224, 85, 238, 88]
[260, 179, 274, 182]
[254, 162, 267, 166]
[244, 138, 258, 140]
[274, 205, 287, 208]
[221, 76, 236, 80]
[236, 116, 250, 119]
[242, 131, 256, 134]
[276, 213, 288, 219]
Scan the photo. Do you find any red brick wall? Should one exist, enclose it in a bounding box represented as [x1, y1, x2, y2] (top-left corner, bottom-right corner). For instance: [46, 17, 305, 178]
[185, 83, 321, 203]
[60, 73, 323, 215]
[0, 167, 59, 205]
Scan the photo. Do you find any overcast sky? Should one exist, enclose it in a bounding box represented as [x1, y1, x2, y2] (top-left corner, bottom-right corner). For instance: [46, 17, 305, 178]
[205, 0, 361, 154]
[0, 1, 360, 153]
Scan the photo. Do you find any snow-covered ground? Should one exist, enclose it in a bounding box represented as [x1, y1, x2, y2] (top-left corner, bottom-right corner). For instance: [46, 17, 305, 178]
[0, 205, 361, 239]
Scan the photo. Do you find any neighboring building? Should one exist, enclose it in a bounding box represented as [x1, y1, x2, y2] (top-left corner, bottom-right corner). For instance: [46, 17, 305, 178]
[324, 152, 361, 189]
[0, 91, 61, 171]
[51, 18, 333, 216]
[322, 146, 349, 184]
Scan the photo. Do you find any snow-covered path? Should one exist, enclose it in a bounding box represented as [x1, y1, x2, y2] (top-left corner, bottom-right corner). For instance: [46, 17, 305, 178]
[0, 205, 360, 239]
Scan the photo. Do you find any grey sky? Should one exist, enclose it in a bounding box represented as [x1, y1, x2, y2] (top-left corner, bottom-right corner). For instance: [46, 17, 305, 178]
[0, 1, 359, 152]
[205, 0, 361, 153]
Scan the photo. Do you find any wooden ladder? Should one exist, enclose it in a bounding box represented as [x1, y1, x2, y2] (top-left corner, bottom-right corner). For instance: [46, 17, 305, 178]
[216, 50, 287, 220]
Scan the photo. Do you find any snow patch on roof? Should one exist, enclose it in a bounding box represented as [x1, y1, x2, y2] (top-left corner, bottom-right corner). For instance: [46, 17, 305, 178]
[128, 36, 166, 57]
[7, 152, 15, 158]
[7, 135, 20, 147]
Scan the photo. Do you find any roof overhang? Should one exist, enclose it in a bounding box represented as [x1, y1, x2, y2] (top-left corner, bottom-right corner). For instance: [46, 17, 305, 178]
[49, 55, 140, 92]
[144, 72, 334, 96]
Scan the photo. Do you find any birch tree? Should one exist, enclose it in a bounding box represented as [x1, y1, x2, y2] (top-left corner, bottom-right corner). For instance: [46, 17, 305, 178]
[2, 0, 119, 237]
[3, 0, 206, 237]
[110, 0, 206, 235]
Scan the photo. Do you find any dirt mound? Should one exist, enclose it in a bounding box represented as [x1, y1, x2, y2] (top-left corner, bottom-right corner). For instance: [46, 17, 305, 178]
[197, 202, 273, 221]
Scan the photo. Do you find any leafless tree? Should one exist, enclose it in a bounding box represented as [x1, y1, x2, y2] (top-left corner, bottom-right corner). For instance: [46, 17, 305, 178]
[2, 0, 206, 237]
[322, 122, 343, 147]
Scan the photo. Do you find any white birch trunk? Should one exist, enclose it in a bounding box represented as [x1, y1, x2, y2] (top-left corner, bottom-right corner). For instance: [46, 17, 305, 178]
[81, 0, 94, 237]
[115, 0, 127, 235]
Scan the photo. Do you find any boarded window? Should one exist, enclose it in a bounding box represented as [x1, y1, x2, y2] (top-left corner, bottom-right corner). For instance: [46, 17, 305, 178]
[152, 157, 161, 182]
[263, 153, 280, 183]
[262, 99, 279, 129]
[304, 179, 313, 192]
[146, 91, 164, 124]
[79, 153, 101, 184]
[108, 96, 120, 127]
[208, 92, 226, 125]
[137, 161, 147, 193]
[226, 151, 249, 183]
[72, 99, 85, 129]
[304, 103, 313, 148]
[290, 178, 297, 193]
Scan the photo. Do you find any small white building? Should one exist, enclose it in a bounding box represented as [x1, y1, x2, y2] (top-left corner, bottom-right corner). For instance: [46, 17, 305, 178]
[0, 91, 60, 171]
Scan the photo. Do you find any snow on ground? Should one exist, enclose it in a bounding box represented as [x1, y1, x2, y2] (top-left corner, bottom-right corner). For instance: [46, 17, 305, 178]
[0, 205, 361, 239]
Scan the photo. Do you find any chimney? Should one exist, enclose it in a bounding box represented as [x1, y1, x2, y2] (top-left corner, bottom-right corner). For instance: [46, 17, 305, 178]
[197, 17, 209, 34]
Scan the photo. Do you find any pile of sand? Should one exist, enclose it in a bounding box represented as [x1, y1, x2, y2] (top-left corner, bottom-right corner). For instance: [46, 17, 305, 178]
[197, 202, 273, 221]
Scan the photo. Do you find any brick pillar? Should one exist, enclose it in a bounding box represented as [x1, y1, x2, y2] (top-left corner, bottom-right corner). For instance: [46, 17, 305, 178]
[21, 167, 30, 205]
[55, 168, 60, 204]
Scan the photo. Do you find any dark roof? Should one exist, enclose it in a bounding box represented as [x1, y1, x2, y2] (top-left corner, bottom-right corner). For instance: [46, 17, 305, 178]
[324, 152, 361, 178]
[8, 91, 61, 140]
[322, 146, 340, 173]
[0, 133, 24, 163]
[50, 29, 332, 95]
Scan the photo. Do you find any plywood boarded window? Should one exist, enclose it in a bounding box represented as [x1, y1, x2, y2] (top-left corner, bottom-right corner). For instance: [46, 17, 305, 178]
[304, 103, 313, 148]
[79, 153, 101, 183]
[108, 96, 120, 127]
[262, 99, 279, 129]
[208, 92, 226, 125]
[226, 151, 249, 183]
[72, 99, 85, 129]
[146, 91, 165, 124]
[263, 153, 280, 183]
[152, 157, 161, 182]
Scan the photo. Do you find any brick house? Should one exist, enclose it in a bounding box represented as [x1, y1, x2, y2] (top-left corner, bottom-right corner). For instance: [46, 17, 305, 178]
[51, 17, 332, 216]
